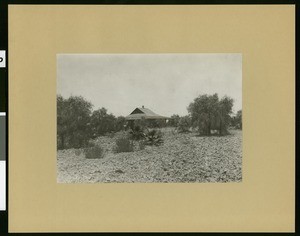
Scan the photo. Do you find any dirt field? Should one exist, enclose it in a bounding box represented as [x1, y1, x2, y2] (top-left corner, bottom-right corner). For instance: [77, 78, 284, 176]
[57, 128, 242, 183]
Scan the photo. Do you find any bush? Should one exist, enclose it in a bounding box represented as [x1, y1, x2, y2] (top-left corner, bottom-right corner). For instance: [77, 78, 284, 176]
[148, 119, 166, 128]
[168, 114, 180, 127]
[90, 108, 117, 136]
[177, 116, 191, 133]
[129, 125, 146, 140]
[114, 116, 126, 132]
[84, 145, 105, 159]
[145, 129, 163, 146]
[113, 137, 134, 153]
[133, 119, 147, 129]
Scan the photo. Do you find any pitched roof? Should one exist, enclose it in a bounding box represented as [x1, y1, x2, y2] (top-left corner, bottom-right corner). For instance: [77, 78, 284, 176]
[125, 107, 169, 120]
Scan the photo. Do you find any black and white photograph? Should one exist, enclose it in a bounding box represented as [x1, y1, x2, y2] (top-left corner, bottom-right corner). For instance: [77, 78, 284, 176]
[57, 54, 242, 183]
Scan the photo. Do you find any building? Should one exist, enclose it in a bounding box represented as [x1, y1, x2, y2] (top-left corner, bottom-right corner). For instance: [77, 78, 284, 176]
[125, 106, 169, 128]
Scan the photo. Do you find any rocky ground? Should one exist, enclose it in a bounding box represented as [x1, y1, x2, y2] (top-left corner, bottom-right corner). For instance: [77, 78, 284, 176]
[57, 128, 242, 183]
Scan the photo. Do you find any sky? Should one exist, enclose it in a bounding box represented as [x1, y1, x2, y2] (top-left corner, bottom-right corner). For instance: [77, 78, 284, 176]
[57, 54, 242, 117]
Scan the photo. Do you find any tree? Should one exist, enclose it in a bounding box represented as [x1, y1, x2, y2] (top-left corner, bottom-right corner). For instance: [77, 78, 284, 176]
[231, 110, 242, 129]
[57, 95, 67, 149]
[187, 93, 234, 135]
[217, 96, 234, 135]
[236, 110, 242, 129]
[90, 108, 116, 136]
[168, 114, 180, 127]
[114, 116, 126, 132]
[148, 119, 167, 128]
[188, 94, 219, 135]
[57, 95, 93, 149]
[177, 115, 192, 133]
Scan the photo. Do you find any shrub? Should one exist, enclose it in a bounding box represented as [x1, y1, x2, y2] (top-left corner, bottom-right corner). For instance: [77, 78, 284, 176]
[84, 145, 105, 159]
[145, 129, 164, 146]
[87, 139, 95, 147]
[114, 116, 126, 132]
[177, 116, 191, 133]
[148, 119, 166, 128]
[129, 125, 146, 140]
[90, 108, 116, 136]
[133, 119, 147, 129]
[113, 137, 134, 153]
[115, 169, 125, 174]
[168, 114, 180, 127]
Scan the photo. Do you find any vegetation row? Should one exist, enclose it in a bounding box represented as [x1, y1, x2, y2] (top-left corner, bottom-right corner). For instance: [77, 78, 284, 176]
[57, 93, 242, 152]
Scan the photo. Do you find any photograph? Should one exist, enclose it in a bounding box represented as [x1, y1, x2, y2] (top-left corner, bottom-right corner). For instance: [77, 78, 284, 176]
[57, 53, 242, 183]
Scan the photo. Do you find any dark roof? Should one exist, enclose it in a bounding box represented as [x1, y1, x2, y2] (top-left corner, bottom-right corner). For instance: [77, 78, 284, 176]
[125, 107, 169, 120]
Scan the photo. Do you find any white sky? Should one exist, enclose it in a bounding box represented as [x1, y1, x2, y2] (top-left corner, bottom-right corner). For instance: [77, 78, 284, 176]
[57, 54, 242, 117]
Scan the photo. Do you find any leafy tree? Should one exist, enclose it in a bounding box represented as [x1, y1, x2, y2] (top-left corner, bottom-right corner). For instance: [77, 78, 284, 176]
[114, 116, 126, 132]
[217, 96, 234, 135]
[168, 114, 180, 127]
[131, 118, 148, 130]
[236, 110, 242, 129]
[177, 115, 192, 133]
[90, 108, 116, 136]
[187, 93, 233, 135]
[57, 95, 93, 149]
[57, 95, 67, 149]
[188, 94, 219, 135]
[231, 110, 242, 129]
[148, 119, 167, 128]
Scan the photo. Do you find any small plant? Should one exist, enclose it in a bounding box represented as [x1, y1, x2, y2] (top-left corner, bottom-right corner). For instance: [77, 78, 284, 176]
[84, 145, 105, 159]
[145, 129, 164, 146]
[129, 125, 146, 140]
[113, 137, 134, 153]
[115, 169, 125, 174]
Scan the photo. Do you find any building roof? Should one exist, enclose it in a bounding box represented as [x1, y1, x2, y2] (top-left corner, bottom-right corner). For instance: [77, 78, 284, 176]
[125, 107, 169, 120]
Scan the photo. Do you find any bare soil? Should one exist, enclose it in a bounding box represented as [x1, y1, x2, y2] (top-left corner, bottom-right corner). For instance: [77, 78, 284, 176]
[57, 128, 242, 183]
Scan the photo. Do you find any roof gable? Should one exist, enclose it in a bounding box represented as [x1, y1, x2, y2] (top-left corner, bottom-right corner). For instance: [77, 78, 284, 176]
[130, 108, 145, 115]
[126, 107, 169, 120]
